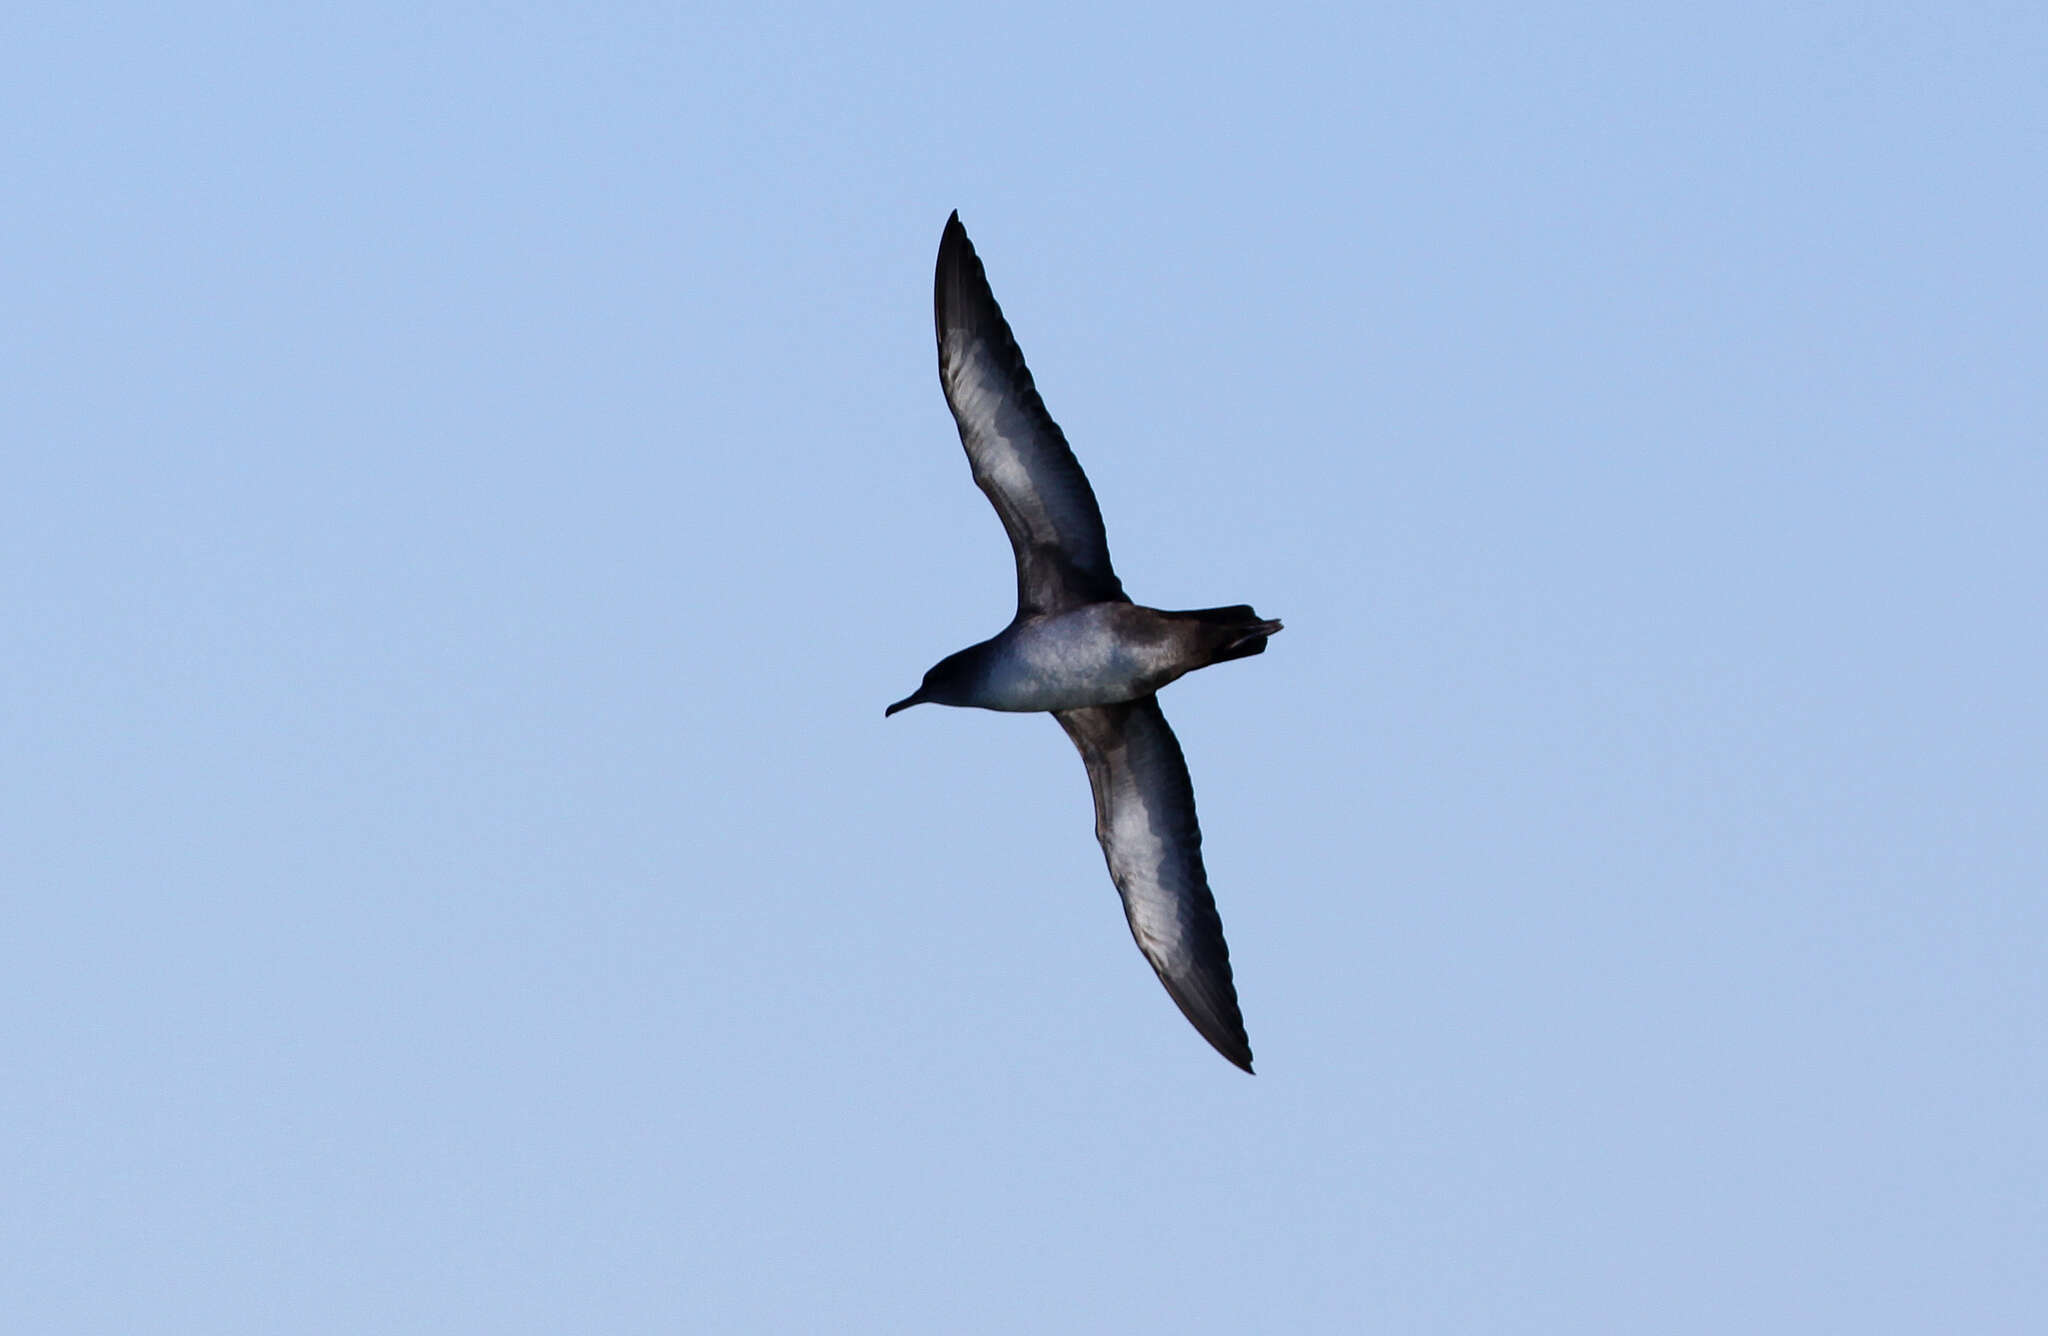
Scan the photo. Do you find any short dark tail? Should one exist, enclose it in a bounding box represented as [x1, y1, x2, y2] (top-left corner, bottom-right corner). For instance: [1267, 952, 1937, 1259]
[1163, 604, 1284, 666]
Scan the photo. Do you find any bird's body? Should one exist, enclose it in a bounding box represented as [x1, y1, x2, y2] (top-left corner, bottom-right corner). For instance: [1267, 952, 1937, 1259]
[888, 213, 1280, 1073]
[891, 602, 1280, 715]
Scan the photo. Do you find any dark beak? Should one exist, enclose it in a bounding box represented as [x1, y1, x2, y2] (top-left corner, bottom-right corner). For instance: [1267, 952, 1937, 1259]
[884, 692, 923, 717]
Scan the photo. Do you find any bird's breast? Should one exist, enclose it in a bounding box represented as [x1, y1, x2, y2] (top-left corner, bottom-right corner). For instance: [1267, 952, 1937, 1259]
[974, 606, 1186, 712]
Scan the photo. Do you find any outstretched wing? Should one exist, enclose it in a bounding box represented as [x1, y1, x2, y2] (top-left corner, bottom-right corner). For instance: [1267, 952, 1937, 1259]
[935, 212, 1126, 616]
[1054, 697, 1253, 1072]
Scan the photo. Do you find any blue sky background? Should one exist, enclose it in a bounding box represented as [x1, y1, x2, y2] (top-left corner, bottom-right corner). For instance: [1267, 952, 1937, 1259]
[5, 4, 2044, 1331]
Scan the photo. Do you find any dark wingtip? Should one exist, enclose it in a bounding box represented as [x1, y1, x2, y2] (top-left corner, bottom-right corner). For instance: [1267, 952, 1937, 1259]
[1158, 974, 1255, 1074]
[940, 210, 968, 252]
[936, 212, 979, 342]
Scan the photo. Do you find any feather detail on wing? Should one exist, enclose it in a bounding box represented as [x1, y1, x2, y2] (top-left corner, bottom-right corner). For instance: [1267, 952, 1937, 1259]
[1055, 697, 1253, 1072]
[936, 213, 1126, 616]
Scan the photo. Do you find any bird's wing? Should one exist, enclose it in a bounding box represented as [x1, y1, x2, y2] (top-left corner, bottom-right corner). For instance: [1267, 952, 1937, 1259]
[935, 213, 1126, 616]
[1054, 697, 1253, 1072]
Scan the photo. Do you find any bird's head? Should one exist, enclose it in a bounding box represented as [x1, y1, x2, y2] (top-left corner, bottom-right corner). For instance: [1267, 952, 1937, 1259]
[884, 646, 981, 716]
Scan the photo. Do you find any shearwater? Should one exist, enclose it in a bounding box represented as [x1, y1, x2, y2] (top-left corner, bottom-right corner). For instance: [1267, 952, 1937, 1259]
[887, 213, 1281, 1073]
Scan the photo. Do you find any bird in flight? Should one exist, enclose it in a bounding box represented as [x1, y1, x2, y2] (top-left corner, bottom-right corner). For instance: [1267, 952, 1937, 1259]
[886, 213, 1281, 1072]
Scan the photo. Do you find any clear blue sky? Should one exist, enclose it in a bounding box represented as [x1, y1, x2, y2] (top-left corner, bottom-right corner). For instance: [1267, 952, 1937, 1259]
[6, 4, 2043, 1332]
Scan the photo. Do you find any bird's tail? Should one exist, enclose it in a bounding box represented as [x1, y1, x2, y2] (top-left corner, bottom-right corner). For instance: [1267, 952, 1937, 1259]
[1161, 605, 1284, 665]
